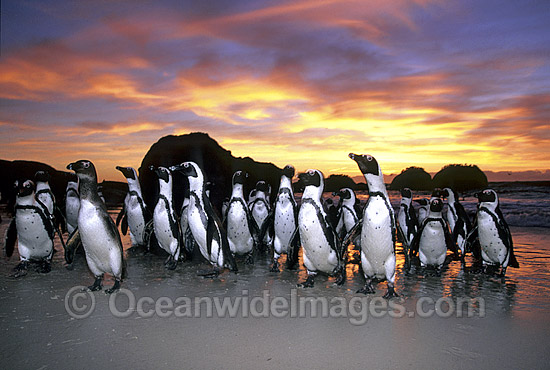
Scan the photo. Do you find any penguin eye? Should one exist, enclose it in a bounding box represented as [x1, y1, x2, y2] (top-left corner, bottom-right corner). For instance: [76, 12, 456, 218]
[366, 155, 373, 161]
[83, 162, 90, 168]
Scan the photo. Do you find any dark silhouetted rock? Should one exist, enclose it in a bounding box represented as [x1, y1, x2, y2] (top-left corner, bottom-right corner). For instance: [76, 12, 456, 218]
[325, 174, 358, 192]
[390, 167, 433, 190]
[139, 133, 282, 213]
[432, 164, 488, 192]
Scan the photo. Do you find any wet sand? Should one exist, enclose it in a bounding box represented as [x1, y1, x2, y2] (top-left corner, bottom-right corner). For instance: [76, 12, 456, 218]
[1, 210, 550, 370]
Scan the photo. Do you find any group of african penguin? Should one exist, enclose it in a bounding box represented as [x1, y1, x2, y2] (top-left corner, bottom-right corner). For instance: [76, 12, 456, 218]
[3, 155, 519, 297]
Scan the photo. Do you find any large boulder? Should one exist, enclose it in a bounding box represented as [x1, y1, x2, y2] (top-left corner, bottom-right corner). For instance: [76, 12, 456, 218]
[389, 167, 433, 190]
[432, 164, 488, 192]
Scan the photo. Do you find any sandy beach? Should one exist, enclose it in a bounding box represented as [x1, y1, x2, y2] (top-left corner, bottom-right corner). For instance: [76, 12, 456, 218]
[1, 208, 550, 370]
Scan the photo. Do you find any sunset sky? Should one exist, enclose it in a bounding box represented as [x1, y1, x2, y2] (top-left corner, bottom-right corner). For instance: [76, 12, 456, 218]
[1, 0, 549, 182]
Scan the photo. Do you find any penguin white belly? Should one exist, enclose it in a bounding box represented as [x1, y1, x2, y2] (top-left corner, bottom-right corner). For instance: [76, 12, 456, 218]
[16, 211, 53, 260]
[126, 196, 146, 244]
[274, 199, 295, 255]
[478, 213, 507, 265]
[226, 202, 254, 255]
[298, 203, 338, 274]
[37, 194, 54, 214]
[66, 197, 80, 234]
[78, 200, 122, 277]
[252, 202, 271, 244]
[361, 198, 394, 278]
[446, 208, 456, 232]
[153, 202, 177, 255]
[418, 222, 447, 267]
[187, 205, 221, 265]
[343, 208, 357, 232]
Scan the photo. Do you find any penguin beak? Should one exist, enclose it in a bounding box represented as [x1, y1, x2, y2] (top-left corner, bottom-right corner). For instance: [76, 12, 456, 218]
[348, 153, 356, 161]
[67, 163, 74, 171]
[169, 164, 182, 172]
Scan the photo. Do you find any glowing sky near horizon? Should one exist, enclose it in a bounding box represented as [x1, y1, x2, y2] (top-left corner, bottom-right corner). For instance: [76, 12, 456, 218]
[1, 0, 549, 181]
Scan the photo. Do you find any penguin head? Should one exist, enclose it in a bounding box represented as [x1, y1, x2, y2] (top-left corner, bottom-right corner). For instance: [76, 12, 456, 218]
[16, 179, 35, 198]
[475, 189, 498, 204]
[151, 166, 171, 183]
[441, 187, 457, 201]
[282, 165, 295, 179]
[34, 171, 50, 183]
[170, 162, 200, 179]
[300, 169, 324, 188]
[67, 160, 97, 181]
[429, 198, 443, 213]
[232, 171, 248, 186]
[400, 188, 412, 199]
[334, 188, 352, 200]
[116, 166, 137, 181]
[349, 153, 380, 176]
[255, 180, 270, 195]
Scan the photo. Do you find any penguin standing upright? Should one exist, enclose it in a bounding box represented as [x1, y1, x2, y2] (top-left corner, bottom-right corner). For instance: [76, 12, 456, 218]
[4, 180, 55, 277]
[170, 162, 237, 275]
[410, 198, 455, 274]
[349, 153, 398, 298]
[442, 187, 471, 259]
[65, 179, 80, 235]
[249, 180, 272, 251]
[296, 169, 345, 288]
[179, 188, 196, 258]
[263, 165, 299, 272]
[116, 166, 151, 249]
[333, 188, 361, 247]
[397, 188, 417, 266]
[468, 189, 519, 277]
[150, 166, 181, 269]
[67, 160, 124, 293]
[34, 171, 55, 215]
[225, 171, 256, 264]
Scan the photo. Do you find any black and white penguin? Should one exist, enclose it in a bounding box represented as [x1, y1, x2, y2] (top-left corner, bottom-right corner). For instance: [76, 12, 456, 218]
[179, 188, 196, 258]
[262, 164, 299, 272]
[65, 179, 80, 235]
[333, 187, 361, 247]
[225, 171, 256, 264]
[249, 180, 272, 251]
[441, 187, 472, 259]
[296, 169, 345, 288]
[349, 153, 398, 298]
[469, 189, 519, 277]
[4, 180, 55, 277]
[150, 166, 181, 269]
[397, 188, 417, 266]
[67, 160, 124, 293]
[410, 198, 455, 274]
[35, 171, 66, 236]
[116, 166, 151, 249]
[170, 161, 237, 275]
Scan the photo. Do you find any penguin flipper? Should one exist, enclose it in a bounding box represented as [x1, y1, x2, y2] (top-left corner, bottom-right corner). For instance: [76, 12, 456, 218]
[121, 214, 128, 236]
[442, 219, 459, 258]
[5, 217, 17, 258]
[54, 206, 67, 234]
[205, 197, 237, 272]
[257, 209, 274, 245]
[341, 220, 361, 250]
[286, 227, 301, 269]
[116, 204, 126, 227]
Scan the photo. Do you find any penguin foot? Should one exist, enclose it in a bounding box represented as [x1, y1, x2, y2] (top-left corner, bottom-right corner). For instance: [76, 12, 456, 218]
[333, 268, 346, 286]
[383, 285, 399, 299]
[356, 282, 375, 295]
[88, 277, 103, 291]
[165, 258, 178, 270]
[244, 253, 255, 265]
[38, 261, 51, 273]
[297, 275, 315, 288]
[105, 280, 121, 294]
[197, 268, 220, 278]
[270, 260, 280, 272]
[11, 261, 29, 278]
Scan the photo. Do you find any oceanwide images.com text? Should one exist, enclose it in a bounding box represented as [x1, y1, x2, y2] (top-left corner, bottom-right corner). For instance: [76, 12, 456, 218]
[65, 287, 485, 325]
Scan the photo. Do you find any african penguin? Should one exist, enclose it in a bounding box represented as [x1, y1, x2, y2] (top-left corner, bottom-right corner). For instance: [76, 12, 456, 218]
[116, 166, 151, 249]
[349, 153, 398, 298]
[249, 180, 272, 251]
[170, 161, 237, 276]
[469, 189, 519, 277]
[225, 171, 256, 264]
[296, 169, 345, 288]
[264, 164, 299, 272]
[441, 187, 472, 260]
[415, 198, 430, 225]
[333, 187, 361, 247]
[4, 180, 55, 277]
[397, 187, 417, 267]
[150, 166, 181, 269]
[67, 160, 124, 293]
[410, 198, 455, 274]
[65, 179, 80, 235]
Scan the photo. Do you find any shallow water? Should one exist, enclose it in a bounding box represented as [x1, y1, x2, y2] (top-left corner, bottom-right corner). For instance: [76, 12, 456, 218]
[1, 206, 549, 369]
